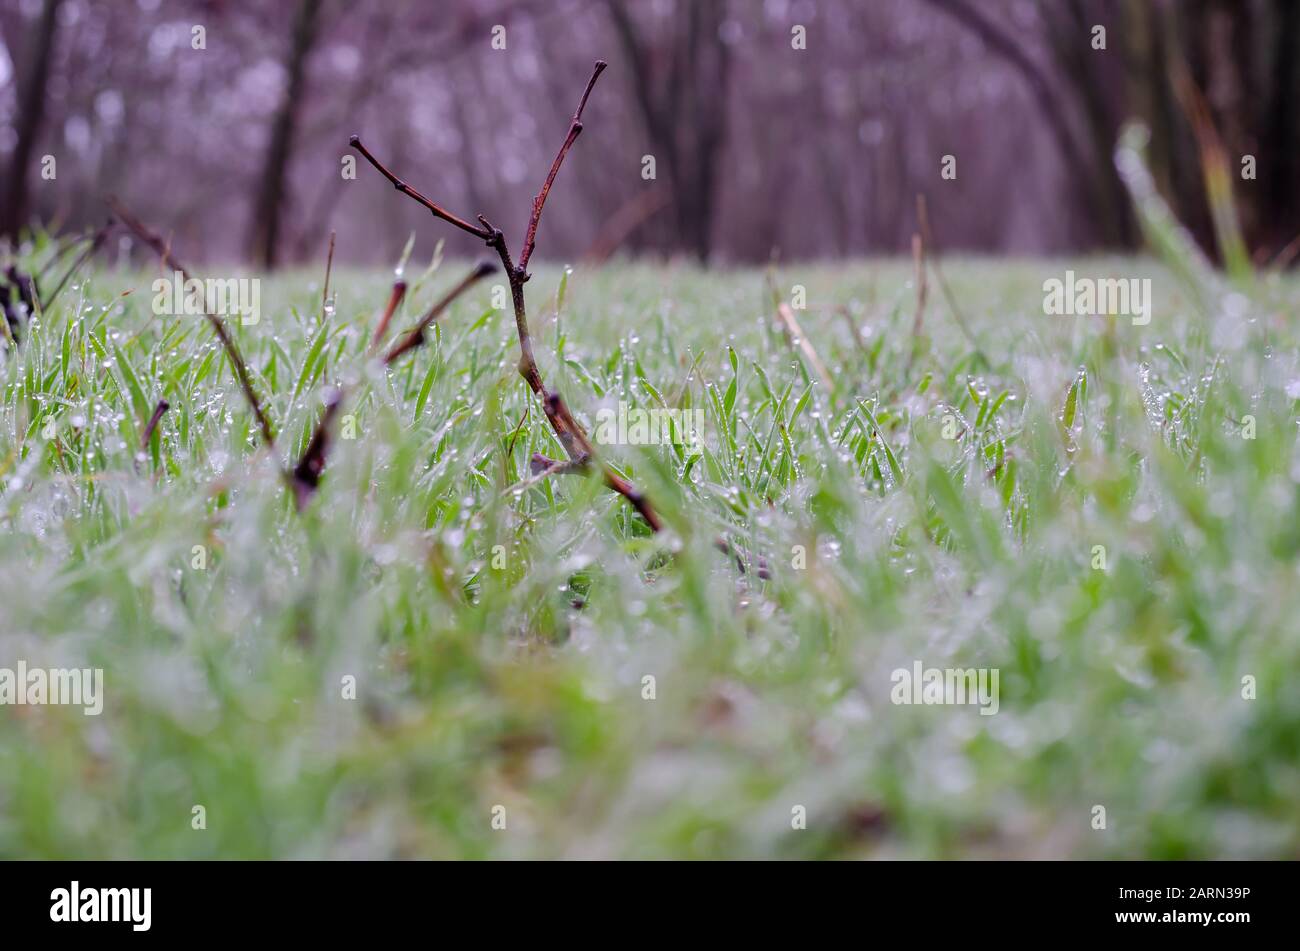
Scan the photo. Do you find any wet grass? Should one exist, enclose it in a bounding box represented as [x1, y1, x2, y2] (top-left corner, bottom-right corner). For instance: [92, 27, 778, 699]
[1, 239, 1298, 858]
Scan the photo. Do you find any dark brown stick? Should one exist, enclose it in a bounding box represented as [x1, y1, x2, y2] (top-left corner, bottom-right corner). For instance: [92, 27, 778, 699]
[106, 196, 278, 450]
[383, 261, 495, 365]
[527, 451, 662, 532]
[45, 222, 114, 310]
[350, 61, 664, 535]
[289, 387, 341, 511]
[320, 229, 336, 321]
[349, 134, 492, 240]
[518, 60, 606, 276]
[370, 278, 407, 350]
[140, 399, 170, 451]
[290, 261, 494, 509]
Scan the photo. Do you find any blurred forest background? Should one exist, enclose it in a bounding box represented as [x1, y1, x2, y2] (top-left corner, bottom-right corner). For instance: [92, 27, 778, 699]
[0, 0, 1296, 268]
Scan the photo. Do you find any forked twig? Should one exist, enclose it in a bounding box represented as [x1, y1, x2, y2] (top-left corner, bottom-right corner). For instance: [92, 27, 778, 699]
[289, 261, 495, 509]
[383, 262, 495, 365]
[350, 60, 665, 534]
[45, 221, 115, 311]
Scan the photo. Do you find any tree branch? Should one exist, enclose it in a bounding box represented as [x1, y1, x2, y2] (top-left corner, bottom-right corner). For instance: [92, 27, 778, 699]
[369, 278, 407, 350]
[518, 60, 607, 275]
[106, 195, 278, 450]
[350, 60, 664, 535]
[382, 261, 496, 365]
[290, 261, 495, 509]
[348, 134, 492, 240]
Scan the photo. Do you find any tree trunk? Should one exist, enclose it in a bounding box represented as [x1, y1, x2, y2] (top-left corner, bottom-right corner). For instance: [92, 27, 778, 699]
[1, 0, 63, 241]
[248, 0, 323, 270]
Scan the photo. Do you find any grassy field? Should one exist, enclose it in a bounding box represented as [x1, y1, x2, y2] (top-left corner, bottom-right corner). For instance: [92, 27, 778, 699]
[2, 233, 1298, 858]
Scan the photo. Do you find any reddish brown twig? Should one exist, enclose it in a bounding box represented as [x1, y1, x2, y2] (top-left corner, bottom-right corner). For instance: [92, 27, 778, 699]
[526, 450, 661, 532]
[289, 387, 342, 512]
[289, 261, 494, 510]
[350, 60, 665, 534]
[105, 196, 278, 450]
[348, 134, 492, 240]
[383, 261, 495, 365]
[140, 399, 170, 451]
[319, 229, 336, 321]
[519, 60, 606, 275]
[370, 279, 407, 350]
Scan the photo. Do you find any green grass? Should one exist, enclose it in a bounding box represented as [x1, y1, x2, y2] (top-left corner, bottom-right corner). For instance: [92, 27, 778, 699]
[1, 236, 1298, 858]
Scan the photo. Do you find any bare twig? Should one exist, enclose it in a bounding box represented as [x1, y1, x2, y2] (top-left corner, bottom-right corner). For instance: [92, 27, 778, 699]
[350, 60, 665, 534]
[776, 300, 832, 392]
[383, 261, 495, 365]
[105, 196, 278, 449]
[519, 60, 607, 275]
[837, 304, 868, 355]
[911, 231, 927, 341]
[140, 399, 170, 452]
[319, 230, 336, 321]
[370, 278, 407, 350]
[290, 387, 342, 511]
[348, 134, 492, 240]
[289, 261, 493, 509]
[44, 221, 114, 311]
[766, 268, 832, 392]
[915, 194, 990, 368]
[523, 448, 662, 532]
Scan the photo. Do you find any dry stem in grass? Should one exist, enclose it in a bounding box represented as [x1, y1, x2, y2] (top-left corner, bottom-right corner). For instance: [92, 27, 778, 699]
[139, 399, 170, 451]
[370, 279, 407, 351]
[106, 196, 494, 510]
[289, 260, 495, 510]
[914, 193, 988, 367]
[766, 273, 833, 392]
[44, 221, 115, 311]
[350, 60, 665, 534]
[319, 230, 336, 322]
[106, 195, 278, 450]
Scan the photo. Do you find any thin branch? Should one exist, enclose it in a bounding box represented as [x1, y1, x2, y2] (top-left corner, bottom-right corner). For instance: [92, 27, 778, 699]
[914, 193, 990, 368]
[519, 60, 607, 275]
[290, 261, 494, 509]
[383, 261, 495, 365]
[106, 196, 278, 449]
[348, 134, 492, 240]
[319, 230, 336, 322]
[290, 387, 342, 512]
[44, 221, 114, 311]
[140, 399, 170, 451]
[525, 450, 662, 532]
[350, 60, 665, 536]
[369, 278, 407, 350]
